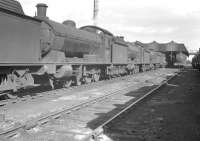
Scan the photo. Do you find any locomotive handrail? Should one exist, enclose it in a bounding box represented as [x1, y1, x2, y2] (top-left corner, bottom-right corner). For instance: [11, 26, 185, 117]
[80, 25, 114, 36]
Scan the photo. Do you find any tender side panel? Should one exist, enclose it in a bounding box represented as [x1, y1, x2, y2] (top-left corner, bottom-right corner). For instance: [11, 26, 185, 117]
[143, 50, 150, 64]
[138, 47, 143, 64]
[127, 43, 140, 64]
[100, 35, 111, 64]
[150, 52, 159, 64]
[0, 11, 41, 64]
[112, 44, 128, 64]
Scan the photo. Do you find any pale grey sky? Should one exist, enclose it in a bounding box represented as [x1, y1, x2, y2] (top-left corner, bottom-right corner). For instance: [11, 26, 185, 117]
[19, 0, 200, 52]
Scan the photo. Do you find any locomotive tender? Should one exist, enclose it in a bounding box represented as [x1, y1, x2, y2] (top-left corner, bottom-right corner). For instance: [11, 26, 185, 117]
[0, 0, 166, 92]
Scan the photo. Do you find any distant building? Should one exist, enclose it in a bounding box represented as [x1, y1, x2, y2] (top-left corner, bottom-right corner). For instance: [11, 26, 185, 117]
[135, 40, 189, 67]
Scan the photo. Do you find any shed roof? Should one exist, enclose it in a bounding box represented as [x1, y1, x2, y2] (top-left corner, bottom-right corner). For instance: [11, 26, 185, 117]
[135, 40, 189, 56]
[135, 41, 161, 52]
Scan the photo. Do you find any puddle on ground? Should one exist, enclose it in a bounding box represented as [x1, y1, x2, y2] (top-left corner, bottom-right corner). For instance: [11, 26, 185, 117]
[52, 95, 89, 102]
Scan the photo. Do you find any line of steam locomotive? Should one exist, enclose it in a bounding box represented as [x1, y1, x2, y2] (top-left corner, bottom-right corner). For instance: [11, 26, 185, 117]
[0, 0, 187, 93]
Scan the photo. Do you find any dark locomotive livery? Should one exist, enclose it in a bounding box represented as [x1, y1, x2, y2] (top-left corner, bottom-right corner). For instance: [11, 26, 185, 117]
[0, 0, 168, 92]
[192, 49, 200, 70]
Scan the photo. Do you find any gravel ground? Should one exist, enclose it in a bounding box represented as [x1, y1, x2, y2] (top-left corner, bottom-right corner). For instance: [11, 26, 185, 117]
[0, 69, 177, 136]
[7, 69, 177, 141]
[103, 68, 200, 141]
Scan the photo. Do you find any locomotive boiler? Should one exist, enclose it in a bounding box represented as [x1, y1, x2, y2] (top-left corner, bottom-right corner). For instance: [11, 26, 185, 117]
[0, 0, 168, 95]
[0, 1, 129, 92]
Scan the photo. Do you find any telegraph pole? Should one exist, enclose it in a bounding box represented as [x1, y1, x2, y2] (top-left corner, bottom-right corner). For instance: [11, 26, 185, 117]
[93, 0, 98, 25]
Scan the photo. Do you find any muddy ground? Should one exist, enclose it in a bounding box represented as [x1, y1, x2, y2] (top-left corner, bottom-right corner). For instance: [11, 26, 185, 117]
[105, 69, 200, 141]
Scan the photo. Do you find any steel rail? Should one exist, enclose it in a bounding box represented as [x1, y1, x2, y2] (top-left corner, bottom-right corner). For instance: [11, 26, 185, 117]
[0, 69, 178, 140]
[83, 71, 179, 141]
[0, 79, 138, 139]
[0, 73, 135, 106]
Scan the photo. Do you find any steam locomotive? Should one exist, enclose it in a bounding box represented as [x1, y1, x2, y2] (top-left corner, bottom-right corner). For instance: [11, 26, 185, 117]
[0, 0, 166, 93]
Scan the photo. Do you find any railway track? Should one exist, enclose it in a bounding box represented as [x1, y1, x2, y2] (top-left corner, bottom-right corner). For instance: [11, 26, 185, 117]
[0, 72, 140, 107]
[0, 68, 165, 108]
[86, 71, 178, 141]
[0, 69, 179, 141]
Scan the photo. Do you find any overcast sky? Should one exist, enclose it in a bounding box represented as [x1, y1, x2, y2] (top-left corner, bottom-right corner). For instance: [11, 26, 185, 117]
[19, 0, 200, 52]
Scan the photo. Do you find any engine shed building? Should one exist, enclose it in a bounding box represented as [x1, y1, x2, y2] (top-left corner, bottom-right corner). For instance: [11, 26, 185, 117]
[135, 41, 189, 67]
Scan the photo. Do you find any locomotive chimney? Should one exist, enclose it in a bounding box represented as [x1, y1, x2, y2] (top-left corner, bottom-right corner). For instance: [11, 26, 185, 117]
[36, 3, 48, 19]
